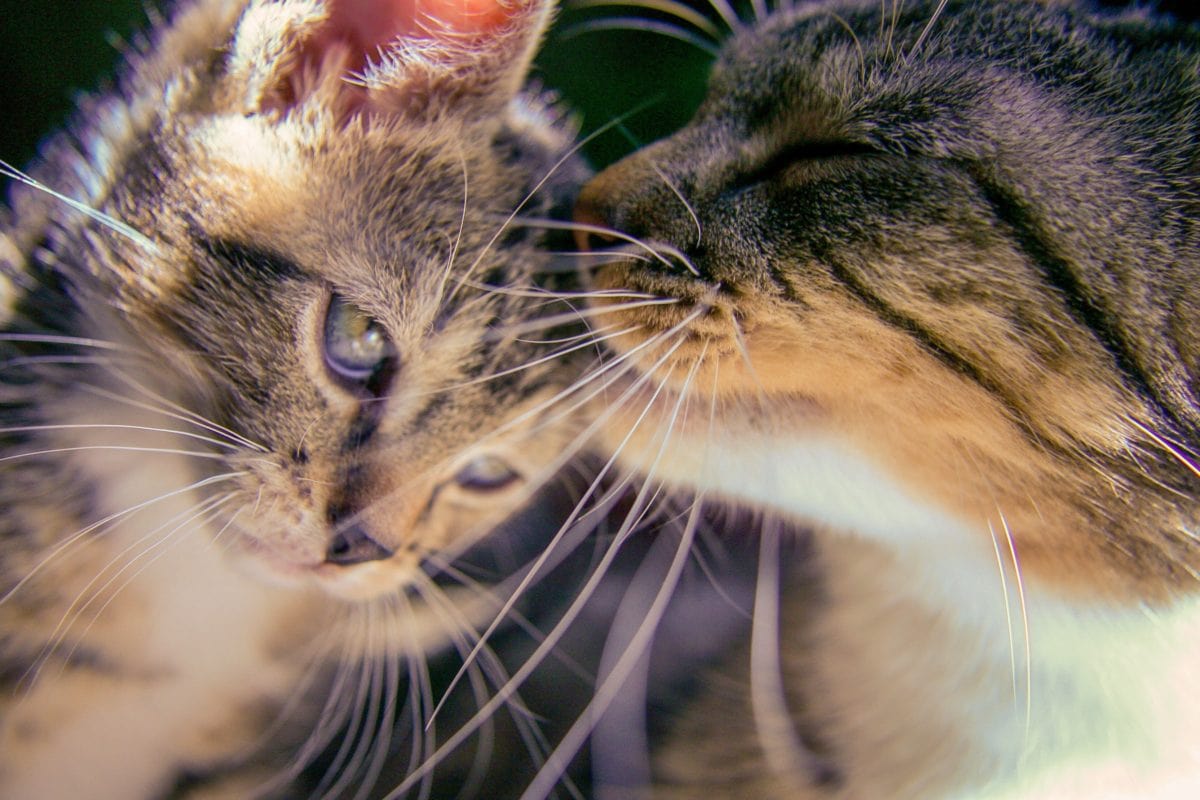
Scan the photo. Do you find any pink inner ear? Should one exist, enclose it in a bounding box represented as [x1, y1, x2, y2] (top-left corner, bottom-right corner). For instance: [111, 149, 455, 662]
[274, 0, 524, 118]
[327, 0, 517, 57]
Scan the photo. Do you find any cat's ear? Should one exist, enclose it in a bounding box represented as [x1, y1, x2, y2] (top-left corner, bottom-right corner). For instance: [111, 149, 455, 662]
[223, 0, 552, 122]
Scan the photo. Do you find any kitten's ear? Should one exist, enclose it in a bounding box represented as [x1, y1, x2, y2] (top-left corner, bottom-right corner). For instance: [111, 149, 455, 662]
[225, 0, 552, 121]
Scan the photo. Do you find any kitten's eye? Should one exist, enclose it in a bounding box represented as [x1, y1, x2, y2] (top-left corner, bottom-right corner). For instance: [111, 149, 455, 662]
[454, 456, 521, 492]
[323, 295, 395, 385]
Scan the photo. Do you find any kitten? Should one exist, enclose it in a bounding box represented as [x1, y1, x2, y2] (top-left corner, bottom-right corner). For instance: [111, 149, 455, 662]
[576, 0, 1200, 797]
[0, 0, 590, 797]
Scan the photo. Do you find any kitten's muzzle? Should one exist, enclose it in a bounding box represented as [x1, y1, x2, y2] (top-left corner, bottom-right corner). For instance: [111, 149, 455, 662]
[325, 523, 395, 566]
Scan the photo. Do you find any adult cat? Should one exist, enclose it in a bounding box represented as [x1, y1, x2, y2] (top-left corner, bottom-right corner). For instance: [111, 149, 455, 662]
[0, 0, 591, 797]
[577, 1, 1200, 797]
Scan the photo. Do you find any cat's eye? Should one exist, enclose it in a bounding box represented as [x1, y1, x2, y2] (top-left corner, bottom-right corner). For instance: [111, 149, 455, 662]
[322, 294, 395, 387]
[734, 140, 878, 190]
[454, 455, 521, 492]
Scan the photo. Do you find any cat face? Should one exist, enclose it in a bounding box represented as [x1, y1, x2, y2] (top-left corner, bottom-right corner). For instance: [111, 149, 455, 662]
[577, 0, 1199, 600]
[1, 0, 586, 602]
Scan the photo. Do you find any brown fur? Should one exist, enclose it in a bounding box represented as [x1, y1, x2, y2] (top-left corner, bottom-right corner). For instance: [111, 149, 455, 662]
[578, 1, 1200, 796]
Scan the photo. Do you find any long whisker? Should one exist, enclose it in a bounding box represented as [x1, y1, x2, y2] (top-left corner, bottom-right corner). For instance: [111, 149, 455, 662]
[0, 470, 247, 605]
[503, 214, 692, 274]
[998, 510, 1032, 743]
[749, 0, 769, 25]
[463, 282, 661, 301]
[420, 559, 595, 685]
[0, 423, 244, 451]
[0, 332, 132, 352]
[330, 328, 678, 562]
[240, 611, 346, 797]
[533, 250, 655, 273]
[482, 306, 708, 455]
[905, 0, 949, 62]
[1128, 416, 1200, 479]
[0, 353, 141, 371]
[535, 500, 704, 800]
[520, 334, 709, 799]
[0, 159, 159, 254]
[823, 9, 867, 86]
[36, 494, 238, 685]
[0, 444, 232, 464]
[313, 630, 377, 798]
[392, 335, 699, 797]
[449, 102, 662, 305]
[649, 163, 703, 249]
[749, 514, 821, 786]
[394, 598, 435, 800]
[571, 0, 725, 39]
[987, 518, 1020, 706]
[78, 380, 267, 452]
[516, 320, 626, 346]
[413, 390, 674, 772]
[559, 18, 722, 57]
[240, 636, 339, 795]
[485, 298, 678, 340]
[435, 147, 472, 307]
[704, 0, 744, 33]
[427, 324, 642, 395]
[648, 240, 702, 277]
[269, 615, 363, 793]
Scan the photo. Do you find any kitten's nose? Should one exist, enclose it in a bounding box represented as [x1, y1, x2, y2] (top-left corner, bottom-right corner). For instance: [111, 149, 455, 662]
[325, 524, 394, 566]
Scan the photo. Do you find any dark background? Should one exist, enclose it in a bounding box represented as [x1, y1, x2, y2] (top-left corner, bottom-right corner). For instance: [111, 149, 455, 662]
[1, 1, 1197, 174]
[0, 1, 722, 173]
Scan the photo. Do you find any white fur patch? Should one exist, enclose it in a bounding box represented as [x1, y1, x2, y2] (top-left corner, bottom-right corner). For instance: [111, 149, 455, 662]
[625, 426, 1200, 797]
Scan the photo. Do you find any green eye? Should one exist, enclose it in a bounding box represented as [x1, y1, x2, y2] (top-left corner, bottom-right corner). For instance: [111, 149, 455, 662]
[322, 294, 394, 385]
[454, 455, 521, 492]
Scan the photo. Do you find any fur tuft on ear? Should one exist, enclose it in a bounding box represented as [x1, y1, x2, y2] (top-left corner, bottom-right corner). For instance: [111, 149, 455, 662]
[231, 0, 549, 123]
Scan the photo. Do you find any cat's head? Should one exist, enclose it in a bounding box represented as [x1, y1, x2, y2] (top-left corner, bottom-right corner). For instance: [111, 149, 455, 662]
[576, 0, 1199, 600]
[1, 0, 588, 601]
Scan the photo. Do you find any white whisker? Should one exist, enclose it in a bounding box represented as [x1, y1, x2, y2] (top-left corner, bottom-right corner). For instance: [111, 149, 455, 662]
[559, 18, 722, 57]
[905, 0, 948, 62]
[506, 214, 693, 274]
[0, 160, 159, 254]
[750, 514, 819, 786]
[571, 0, 725, 39]
[392, 332, 701, 797]
[0, 423, 243, 452]
[516, 320, 626, 346]
[486, 298, 678, 340]
[78, 380, 267, 452]
[1128, 416, 1200, 479]
[434, 147, 472, 308]
[998, 510, 1032, 743]
[649, 163, 703, 249]
[0, 332, 131, 352]
[0, 444, 231, 464]
[523, 496, 705, 800]
[987, 518, 1020, 705]
[37, 494, 237, 684]
[449, 106, 652, 305]
[0, 470, 247, 605]
[704, 0, 743, 33]
[431, 324, 642, 395]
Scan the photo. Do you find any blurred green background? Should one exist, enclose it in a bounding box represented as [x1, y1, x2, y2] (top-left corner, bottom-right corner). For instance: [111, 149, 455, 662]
[0, 0, 724, 173]
[2, 1, 1196, 174]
